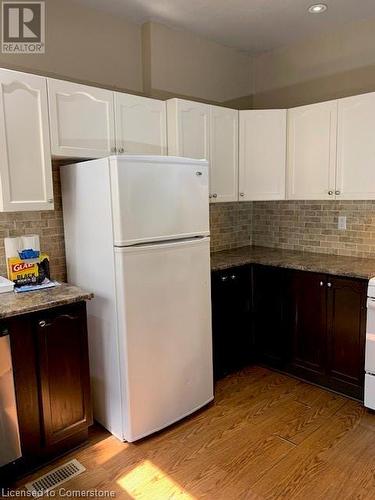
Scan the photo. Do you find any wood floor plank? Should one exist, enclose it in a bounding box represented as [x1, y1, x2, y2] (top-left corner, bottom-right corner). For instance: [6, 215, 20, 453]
[11, 367, 375, 500]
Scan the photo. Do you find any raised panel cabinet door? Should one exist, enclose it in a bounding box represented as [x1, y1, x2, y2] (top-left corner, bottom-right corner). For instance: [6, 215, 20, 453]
[288, 271, 327, 383]
[287, 101, 337, 200]
[47, 78, 115, 158]
[239, 110, 286, 201]
[209, 106, 238, 202]
[336, 93, 375, 200]
[114, 93, 167, 155]
[167, 99, 210, 160]
[36, 303, 92, 447]
[0, 69, 53, 211]
[326, 277, 366, 399]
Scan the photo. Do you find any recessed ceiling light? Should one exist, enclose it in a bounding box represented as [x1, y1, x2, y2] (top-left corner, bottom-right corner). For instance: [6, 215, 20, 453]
[308, 3, 328, 13]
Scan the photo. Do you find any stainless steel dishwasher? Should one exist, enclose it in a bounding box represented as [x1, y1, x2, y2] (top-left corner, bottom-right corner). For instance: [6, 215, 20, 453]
[0, 331, 22, 467]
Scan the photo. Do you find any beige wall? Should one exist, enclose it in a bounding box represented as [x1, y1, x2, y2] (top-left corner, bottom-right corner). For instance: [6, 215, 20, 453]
[143, 22, 253, 103]
[253, 17, 375, 108]
[0, 0, 143, 93]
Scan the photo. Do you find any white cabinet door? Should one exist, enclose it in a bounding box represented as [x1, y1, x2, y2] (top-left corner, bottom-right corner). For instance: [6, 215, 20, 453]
[0, 69, 53, 211]
[239, 109, 286, 201]
[167, 99, 210, 160]
[209, 106, 238, 203]
[48, 79, 115, 158]
[336, 93, 375, 200]
[115, 93, 167, 155]
[287, 101, 337, 200]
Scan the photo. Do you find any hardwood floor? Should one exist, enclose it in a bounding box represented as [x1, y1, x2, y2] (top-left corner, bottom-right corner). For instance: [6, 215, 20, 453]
[9, 366, 375, 499]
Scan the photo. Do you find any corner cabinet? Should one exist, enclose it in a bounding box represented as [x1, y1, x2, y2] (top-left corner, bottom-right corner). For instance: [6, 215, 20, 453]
[47, 78, 115, 158]
[287, 101, 337, 200]
[8, 302, 92, 469]
[114, 93, 167, 155]
[239, 110, 286, 201]
[0, 69, 53, 211]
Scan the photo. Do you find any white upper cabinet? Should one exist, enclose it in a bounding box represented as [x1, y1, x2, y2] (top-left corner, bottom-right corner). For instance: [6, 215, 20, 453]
[209, 106, 238, 203]
[167, 99, 210, 160]
[115, 93, 167, 155]
[47, 79, 115, 158]
[336, 93, 375, 200]
[287, 101, 337, 200]
[0, 69, 53, 211]
[239, 110, 286, 201]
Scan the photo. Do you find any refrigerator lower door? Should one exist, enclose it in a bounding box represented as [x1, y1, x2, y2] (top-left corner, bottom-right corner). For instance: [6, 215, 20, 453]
[110, 155, 210, 246]
[115, 237, 213, 442]
[0, 336, 22, 467]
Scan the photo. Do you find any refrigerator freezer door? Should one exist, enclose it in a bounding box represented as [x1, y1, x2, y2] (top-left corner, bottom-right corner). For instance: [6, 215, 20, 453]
[115, 237, 213, 442]
[110, 155, 210, 246]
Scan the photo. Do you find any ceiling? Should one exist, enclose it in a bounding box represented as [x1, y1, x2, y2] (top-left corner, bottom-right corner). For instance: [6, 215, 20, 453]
[75, 0, 375, 53]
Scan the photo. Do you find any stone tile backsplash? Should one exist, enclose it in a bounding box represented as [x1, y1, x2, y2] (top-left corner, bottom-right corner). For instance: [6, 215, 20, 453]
[252, 200, 375, 258]
[209, 202, 253, 252]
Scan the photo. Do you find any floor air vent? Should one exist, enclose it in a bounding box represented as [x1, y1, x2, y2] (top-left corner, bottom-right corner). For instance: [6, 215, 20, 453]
[25, 459, 86, 494]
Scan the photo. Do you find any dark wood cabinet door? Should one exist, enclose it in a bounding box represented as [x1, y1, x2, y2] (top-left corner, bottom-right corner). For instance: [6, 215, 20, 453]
[36, 302, 92, 447]
[326, 276, 367, 399]
[211, 266, 252, 379]
[251, 265, 290, 369]
[288, 271, 327, 383]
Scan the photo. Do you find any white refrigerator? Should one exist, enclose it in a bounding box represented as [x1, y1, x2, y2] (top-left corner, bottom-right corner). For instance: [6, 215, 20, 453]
[61, 155, 213, 442]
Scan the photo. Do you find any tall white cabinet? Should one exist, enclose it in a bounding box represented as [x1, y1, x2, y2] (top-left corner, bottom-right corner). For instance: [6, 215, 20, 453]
[167, 99, 210, 160]
[209, 106, 238, 202]
[239, 110, 286, 201]
[48, 79, 115, 158]
[287, 101, 337, 200]
[0, 69, 53, 211]
[115, 93, 167, 155]
[336, 93, 375, 200]
[167, 99, 238, 202]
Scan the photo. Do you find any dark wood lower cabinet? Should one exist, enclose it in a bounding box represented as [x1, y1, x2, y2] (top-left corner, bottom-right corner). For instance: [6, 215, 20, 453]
[211, 264, 367, 401]
[251, 265, 290, 369]
[326, 276, 367, 399]
[0, 301, 92, 484]
[288, 271, 327, 384]
[211, 266, 251, 379]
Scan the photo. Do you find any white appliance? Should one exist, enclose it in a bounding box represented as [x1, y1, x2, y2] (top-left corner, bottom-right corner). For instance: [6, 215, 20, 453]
[0, 333, 22, 467]
[61, 155, 213, 442]
[365, 277, 375, 408]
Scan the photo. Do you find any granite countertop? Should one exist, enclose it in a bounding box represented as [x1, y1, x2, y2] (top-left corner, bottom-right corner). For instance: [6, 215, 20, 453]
[0, 283, 93, 319]
[211, 245, 375, 280]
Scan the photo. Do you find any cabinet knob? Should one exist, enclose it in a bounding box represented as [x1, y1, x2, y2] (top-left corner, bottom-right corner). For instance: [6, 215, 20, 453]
[328, 190, 334, 196]
[212, 193, 218, 198]
[111, 147, 116, 153]
[327, 282, 332, 288]
[196, 171, 202, 176]
[38, 320, 47, 328]
[120, 147, 125, 153]
[221, 276, 228, 282]
[209, 194, 212, 199]
[319, 281, 324, 287]
[231, 274, 236, 280]
[335, 190, 341, 195]
[240, 192, 245, 197]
